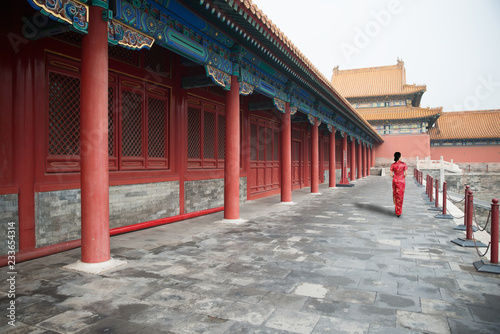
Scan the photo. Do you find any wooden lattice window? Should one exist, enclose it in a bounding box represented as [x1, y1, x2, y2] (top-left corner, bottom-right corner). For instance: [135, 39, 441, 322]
[119, 77, 169, 170]
[250, 116, 280, 163]
[45, 54, 169, 173]
[187, 96, 225, 168]
[46, 55, 82, 172]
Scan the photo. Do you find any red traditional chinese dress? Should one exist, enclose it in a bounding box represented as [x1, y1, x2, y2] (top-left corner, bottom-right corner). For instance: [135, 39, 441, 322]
[390, 160, 408, 216]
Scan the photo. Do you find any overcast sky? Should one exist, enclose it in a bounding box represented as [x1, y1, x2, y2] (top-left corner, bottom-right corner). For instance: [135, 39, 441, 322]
[251, 0, 500, 113]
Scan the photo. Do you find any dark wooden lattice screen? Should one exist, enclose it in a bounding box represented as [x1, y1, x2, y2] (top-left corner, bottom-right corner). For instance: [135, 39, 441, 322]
[187, 106, 201, 159]
[218, 114, 225, 160]
[187, 96, 225, 169]
[203, 111, 215, 159]
[46, 54, 170, 173]
[250, 124, 257, 161]
[48, 72, 81, 157]
[121, 89, 143, 157]
[266, 128, 273, 161]
[148, 97, 166, 158]
[274, 131, 279, 161]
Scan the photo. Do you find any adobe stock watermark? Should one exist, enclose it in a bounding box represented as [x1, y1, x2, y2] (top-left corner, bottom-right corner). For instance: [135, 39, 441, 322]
[339, 0, 405, 64]
[452, 75, 500, 111]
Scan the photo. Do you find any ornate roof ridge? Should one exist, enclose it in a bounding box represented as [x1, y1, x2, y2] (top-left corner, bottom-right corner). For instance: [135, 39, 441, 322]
[238, 0, 381, 141]
[441, 109, 500, 115]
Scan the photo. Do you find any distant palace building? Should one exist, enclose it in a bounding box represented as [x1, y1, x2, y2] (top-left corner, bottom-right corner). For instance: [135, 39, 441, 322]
[428, 110, 500, 164]
[331, 60, 500, 166]
[331, 59, 442, 136]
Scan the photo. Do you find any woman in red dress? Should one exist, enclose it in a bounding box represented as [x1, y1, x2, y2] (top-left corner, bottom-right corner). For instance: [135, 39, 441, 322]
[390, 152, 408, 217]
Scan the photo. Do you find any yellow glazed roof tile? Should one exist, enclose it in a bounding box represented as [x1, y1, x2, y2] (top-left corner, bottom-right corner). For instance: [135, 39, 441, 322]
[357, 106, 442, 122]
[331, 60, 426, 98]
[428, 110, 500, 140]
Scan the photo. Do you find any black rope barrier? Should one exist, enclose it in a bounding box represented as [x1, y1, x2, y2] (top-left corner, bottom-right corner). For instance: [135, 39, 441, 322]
[473, 210, 491, 232]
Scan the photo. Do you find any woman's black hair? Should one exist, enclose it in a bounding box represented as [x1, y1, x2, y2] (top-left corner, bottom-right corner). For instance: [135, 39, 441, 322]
[394, 152, 401, 162]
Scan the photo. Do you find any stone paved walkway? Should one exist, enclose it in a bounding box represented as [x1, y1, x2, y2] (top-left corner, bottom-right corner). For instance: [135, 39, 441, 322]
[1, 176, 500, 333]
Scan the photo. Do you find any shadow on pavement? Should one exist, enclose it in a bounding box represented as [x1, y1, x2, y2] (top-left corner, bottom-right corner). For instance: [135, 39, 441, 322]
[354, 202, 395, 217]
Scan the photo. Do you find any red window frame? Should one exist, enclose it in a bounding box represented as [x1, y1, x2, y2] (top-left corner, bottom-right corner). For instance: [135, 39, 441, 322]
[45, 54, 170, 173]
[186, 95, 226, 169]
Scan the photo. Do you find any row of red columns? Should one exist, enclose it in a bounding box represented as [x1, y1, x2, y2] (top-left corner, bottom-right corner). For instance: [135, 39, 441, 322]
[79, 5, 374, 264]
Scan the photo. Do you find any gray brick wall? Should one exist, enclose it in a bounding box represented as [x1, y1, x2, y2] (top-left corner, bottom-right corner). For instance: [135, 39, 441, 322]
[184, 177, 247, 214]
[35, 189, 81, 248]
[0, 194, 19, 255]
[35, 181, 180, 247]
[109, 182, 180, 229]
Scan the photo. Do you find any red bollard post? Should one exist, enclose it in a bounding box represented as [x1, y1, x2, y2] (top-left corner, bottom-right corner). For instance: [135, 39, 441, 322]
[473, 198, 500, 272]
[429, 177, 434, 202]
[435, 179, 439, 208]
[429, 178, 441, 211]
[443, 182, 447, 214]
[454, 185, 470, 230]
[426, 175, 430, 197]
[436, 181, 453, 219]
[491, 199, 499, 264]
[452, 189, 487, 248]
[466, 190, 473, 240]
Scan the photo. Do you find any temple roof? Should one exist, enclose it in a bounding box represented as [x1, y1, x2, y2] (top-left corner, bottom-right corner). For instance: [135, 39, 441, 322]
[428, 110, 500, 140]
[220, 1, 381, 142]
[357, 106, 442, 122]
[331, 60, 426, 99]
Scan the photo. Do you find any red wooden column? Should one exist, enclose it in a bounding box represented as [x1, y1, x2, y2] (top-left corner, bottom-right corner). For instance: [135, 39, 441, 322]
[280, 103, 292, 202]
[362, 143, 367, 177]
[350, 137, 356, 181]
[329, 127, 336, 187]
[311, 117, 319, 193]
[357, 140, 362, 179]
[365, 144, 369, 176]
[80, 5, 110, 263]
[338, 133, 350, 185]
[224, 77, 240, 219]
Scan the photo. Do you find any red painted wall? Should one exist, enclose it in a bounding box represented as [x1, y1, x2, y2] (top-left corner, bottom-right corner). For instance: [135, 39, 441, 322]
[374, 134, 430, 166]
[431, 146, 500, 163]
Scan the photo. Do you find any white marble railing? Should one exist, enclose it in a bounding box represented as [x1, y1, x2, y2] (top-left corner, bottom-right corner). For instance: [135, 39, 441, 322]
[416, 156, 462, 173]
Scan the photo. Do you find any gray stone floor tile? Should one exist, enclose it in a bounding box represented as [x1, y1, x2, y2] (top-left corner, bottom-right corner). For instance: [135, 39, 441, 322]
[260, 291, 308, 311]
[223, 286, 269, 304]
[264, 309, 320, 334]
[218, 301, 276, 326]
[171, 314, 236, 334]
[447, 318, 500, 334]
[398, 282, 442, 299]
[225, 322, 291, 333]
[357, 278, 399, 294]
[345, 304, 396, 327]
[421, 298, 473, 319]
[374, 293, 421, 312]
[368, 324, 416, 334]
[74, 317, 149, 334]
[3, 177, 500, 334]
[396, 310, 450, 334]
[302, 298, 350, 318]
[252, 276, 301, 294]
[312, 316, 370, 334]
[439, 287, 490, 306]
[468, 304, 500, 323]
[37, 310, 100, 333]
[418, 276, 459, 290]
[322, 274, 360, 289]
[328, 287, 376, 305]
[0, 322, 59, 334]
